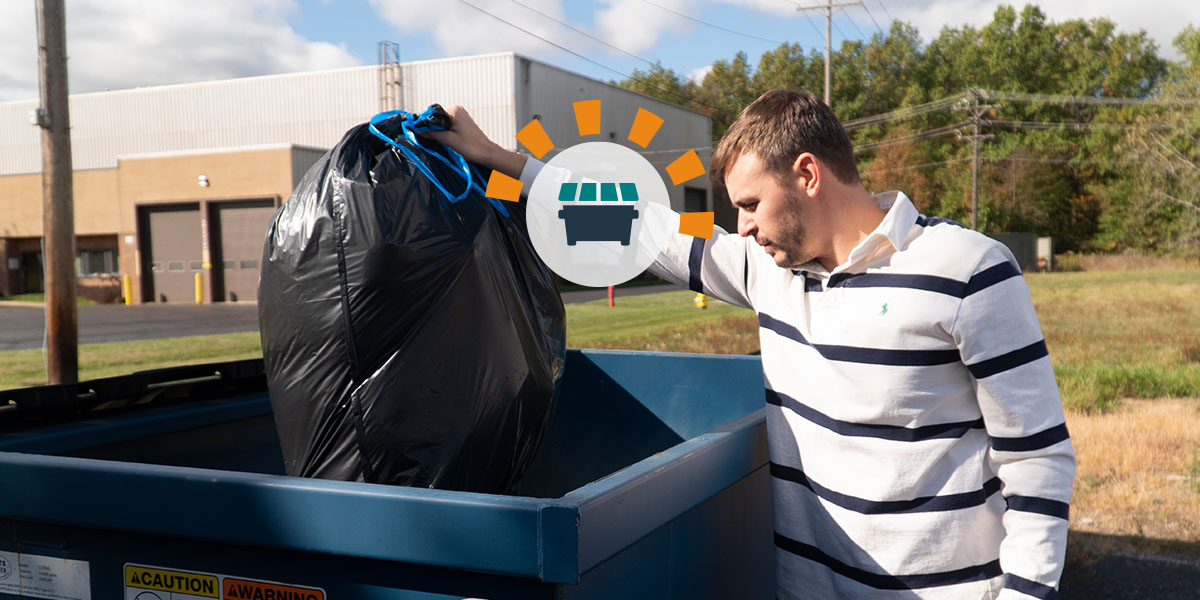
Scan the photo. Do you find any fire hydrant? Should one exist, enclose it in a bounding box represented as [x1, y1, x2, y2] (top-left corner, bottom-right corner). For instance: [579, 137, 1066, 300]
[693, 293, 707, 309]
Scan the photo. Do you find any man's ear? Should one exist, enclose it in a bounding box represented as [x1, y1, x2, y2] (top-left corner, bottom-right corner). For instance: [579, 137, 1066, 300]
[792, 152, 821, 198]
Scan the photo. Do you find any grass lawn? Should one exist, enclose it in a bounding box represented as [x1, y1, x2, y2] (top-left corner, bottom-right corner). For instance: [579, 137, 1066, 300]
[0, 292, 94, 305]
[0, 332, 262, 389]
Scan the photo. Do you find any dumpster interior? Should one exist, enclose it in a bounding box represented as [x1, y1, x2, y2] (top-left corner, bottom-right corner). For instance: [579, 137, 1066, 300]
[0, 350, 764, 499]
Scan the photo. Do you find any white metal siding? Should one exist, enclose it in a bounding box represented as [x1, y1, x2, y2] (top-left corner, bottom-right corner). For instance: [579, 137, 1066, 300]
[0, 55, 518, 177]
[399, 53, 516, 151]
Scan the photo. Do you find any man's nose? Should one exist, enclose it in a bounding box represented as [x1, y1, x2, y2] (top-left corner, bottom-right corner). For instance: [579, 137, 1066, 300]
[737, 211, 756, 238]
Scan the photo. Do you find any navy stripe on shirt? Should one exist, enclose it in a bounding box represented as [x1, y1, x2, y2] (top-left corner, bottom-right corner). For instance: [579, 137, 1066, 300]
[966, 340, 1050, 379]
[804, 261, 1020, 299]
[766, 389, 985, 442]
[771, 461, 1002, 514]
[915, 215, 965, 229]
[963, 261, 1021, 296]
[758, 313, 961, 367]
[688, 237, 705, 293]
[991, 423, 1070, 452]
[774, 532, 1002, 590]
[1004, 573, 1059, 600]
[1006, 495, 1070, 520]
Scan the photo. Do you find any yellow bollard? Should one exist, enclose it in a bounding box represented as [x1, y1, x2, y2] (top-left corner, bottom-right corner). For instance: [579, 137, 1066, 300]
[693, 293, 707, 309]
[122, 273, 133, 305]
[195, 272, 203, 304]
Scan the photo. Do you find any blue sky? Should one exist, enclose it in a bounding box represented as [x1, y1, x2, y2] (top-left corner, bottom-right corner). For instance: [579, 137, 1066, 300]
[0, 0, 1194, 103]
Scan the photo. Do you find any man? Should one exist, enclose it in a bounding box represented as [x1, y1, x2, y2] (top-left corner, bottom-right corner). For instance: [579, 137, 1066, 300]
[428, 89, 1075, 599]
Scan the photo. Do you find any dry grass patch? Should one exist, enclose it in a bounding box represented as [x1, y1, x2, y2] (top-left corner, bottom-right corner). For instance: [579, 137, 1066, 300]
[1067, 398, 1200, 556]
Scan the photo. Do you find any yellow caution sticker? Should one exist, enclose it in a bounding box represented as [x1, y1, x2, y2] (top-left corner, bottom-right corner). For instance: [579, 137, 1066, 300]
[125, 565, 219, 598]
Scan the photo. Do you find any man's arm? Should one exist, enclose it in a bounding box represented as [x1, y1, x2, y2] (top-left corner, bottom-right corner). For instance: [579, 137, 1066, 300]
[952, 243, 1076, 600]
[429, 105, 758, 310]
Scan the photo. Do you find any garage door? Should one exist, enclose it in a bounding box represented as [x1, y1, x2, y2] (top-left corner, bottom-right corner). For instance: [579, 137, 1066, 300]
[215, 200, 277, 303]
[145, 205, 202, 303]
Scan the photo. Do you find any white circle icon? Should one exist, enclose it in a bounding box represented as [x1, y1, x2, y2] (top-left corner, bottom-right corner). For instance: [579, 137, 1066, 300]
[526, 142, 674, 287]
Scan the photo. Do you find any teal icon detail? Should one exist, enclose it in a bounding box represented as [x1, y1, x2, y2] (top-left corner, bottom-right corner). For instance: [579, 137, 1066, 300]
[558, 182, 640, 246]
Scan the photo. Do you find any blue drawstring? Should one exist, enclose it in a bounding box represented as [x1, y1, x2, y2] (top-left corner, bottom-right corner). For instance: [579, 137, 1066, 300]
[367, 107, 510, 217]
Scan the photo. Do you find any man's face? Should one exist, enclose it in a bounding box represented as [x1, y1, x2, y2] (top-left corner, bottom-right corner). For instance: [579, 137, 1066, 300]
[725, 152, 812, 269]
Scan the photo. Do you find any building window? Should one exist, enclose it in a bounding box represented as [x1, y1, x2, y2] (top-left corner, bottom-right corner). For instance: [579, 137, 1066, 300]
[77, 248, 118, 276]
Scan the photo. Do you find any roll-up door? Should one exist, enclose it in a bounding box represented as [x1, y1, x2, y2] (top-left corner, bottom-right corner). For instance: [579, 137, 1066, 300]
[215, 200, 277, 302]
[145, 205, 202, 303]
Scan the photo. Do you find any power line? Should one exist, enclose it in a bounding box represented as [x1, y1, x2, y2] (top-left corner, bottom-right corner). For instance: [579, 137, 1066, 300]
[842, 10, 870, 41]
[980, 89, 1200, 106]
[504, 0, 654, 66]
[843, 93, 969, 130]
[854, 122, 967, 152]
[639, 0, 789, 45]
[989, 120, 1158, 131]
[862, 157, 971, 176]
[873, 0, 895, 24]
[830, 17, 850, 42]
[859, 3, 884, 35]
[792, 4, 830, 38]
[453, 0, 705, 111]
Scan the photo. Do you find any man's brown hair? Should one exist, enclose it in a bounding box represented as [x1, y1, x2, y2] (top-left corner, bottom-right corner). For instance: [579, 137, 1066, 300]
[709, 89, 860, 191]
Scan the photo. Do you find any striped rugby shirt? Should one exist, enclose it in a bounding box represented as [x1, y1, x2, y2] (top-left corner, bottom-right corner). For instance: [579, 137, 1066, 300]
[518, 159, 1075, 599]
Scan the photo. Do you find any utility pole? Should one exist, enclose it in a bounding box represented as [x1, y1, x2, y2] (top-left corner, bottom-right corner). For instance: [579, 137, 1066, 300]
[954, 89, 997, 230]
[796, 1, 861, 109]
[35, 0, 78, 384]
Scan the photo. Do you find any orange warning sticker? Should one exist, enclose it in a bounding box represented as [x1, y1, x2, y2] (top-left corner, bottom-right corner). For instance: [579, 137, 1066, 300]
[223, 578, 324, 600]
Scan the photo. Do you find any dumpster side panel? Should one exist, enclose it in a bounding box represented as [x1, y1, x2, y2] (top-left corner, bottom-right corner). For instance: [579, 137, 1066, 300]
[564, 467, 774, 600]
[0, 519, 559, 600]
[517, 351, 764, 499]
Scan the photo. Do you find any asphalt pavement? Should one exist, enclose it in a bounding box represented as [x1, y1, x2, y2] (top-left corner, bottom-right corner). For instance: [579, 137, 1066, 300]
[0, 283, 686, 351]
[0, 303, 262, 351]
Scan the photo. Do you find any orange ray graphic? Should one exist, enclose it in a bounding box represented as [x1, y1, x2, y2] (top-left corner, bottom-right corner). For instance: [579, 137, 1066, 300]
[627, 108, 664, 148]
[665, 149, 706, 185]
[485, 171, 523, 203]
[516, 119, 555, 159]
[679, 212, 714, 239]
[573, 100, 602, 136]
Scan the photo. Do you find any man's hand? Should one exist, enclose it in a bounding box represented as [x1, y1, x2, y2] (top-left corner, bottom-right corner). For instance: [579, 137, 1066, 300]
[423, 105, 528, 179]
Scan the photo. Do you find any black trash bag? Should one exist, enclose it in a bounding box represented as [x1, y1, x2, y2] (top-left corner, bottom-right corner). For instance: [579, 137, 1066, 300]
[258, 108, 565, 494]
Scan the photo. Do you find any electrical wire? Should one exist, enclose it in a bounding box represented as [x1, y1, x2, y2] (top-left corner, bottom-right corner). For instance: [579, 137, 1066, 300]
[504, 0, 654, 66]
[853, 122, 967, 152]
[455, 0, 713, 111]
[638, 0, 789, 45]
[859, 2, 884, 35]
[980, 89, 1200, 106]
[843, 93, 969, 130]
[873, 0, 895, 25]
[842, 10, 870, 41]
[861, 157, 971, 176]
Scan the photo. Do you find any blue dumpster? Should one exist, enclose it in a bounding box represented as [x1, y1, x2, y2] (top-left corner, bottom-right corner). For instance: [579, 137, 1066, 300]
[0, 350, 772, 600]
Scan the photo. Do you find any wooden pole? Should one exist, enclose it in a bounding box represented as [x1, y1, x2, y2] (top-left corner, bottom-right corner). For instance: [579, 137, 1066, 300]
[36, 0, 78, 384]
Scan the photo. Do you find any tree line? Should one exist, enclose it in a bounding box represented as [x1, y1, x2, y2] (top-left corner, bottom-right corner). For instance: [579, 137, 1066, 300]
[619, 4, 1200, 255]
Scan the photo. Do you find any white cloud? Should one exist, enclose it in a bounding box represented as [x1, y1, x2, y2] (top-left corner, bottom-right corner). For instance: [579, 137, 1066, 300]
[689, 63, 713, 83]
[883, 0, 1200, 60]
[594, 0, 698, 55]
[713, 0, 799, 18]
[0, 0, 361, 102]
[370, 0, 582, 59]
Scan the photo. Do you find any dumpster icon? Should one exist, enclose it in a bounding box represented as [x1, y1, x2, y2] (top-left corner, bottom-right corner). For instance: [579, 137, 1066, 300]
[557, 182, 640, 246]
